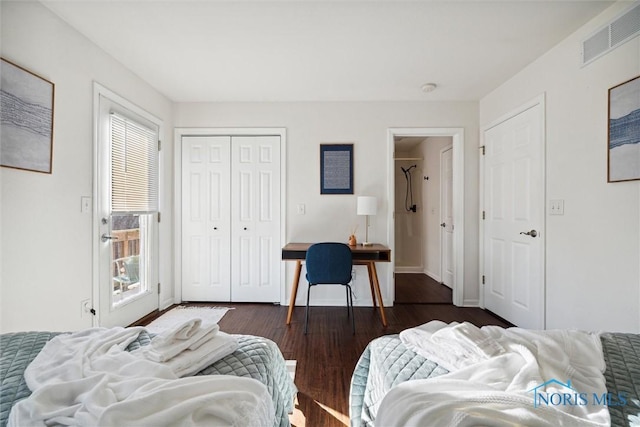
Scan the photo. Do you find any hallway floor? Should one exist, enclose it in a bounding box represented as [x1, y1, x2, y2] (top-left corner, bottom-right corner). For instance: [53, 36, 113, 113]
[394, 273, 452, 304]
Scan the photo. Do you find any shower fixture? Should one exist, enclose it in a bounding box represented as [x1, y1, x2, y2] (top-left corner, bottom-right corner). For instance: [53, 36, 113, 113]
[401, 165, 417, 213]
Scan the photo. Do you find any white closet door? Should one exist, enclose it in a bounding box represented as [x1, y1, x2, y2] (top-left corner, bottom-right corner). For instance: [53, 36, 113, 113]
[231, 136, 281, 302]
[182, 136, 232, 301]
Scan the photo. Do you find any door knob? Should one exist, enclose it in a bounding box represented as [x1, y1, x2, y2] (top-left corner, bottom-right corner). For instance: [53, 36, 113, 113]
[519, 230, 538, 238]
[101, 233, 118, 242]
[440, 222, 446, 227]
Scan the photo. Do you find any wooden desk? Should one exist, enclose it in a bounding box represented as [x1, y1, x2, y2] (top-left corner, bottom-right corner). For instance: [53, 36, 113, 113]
[282, 243, 391, 327]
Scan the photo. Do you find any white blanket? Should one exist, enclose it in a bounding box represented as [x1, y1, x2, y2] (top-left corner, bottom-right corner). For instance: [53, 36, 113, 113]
[8, 327, 274, 427]
[376, 321, 609, 426]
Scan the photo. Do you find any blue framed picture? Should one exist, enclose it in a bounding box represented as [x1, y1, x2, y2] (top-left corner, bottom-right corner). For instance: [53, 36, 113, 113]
[608, 75, 640, 182]
[320, 143, 353, 194]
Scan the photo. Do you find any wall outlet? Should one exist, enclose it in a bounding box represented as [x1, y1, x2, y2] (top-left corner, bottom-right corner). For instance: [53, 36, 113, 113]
[296, 204, 306, 215]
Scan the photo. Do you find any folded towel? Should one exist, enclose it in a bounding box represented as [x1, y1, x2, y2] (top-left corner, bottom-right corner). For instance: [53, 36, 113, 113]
[400, 321, 504, 371]
[167, 331, 238, 377]
[142, 319, 220, 362]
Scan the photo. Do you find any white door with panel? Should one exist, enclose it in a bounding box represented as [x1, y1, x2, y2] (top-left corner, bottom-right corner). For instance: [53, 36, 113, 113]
[231, 136, 281, 302]
[483, 103, 544, 329]
[182, 136, 232, 301]
[182, 135, 281, 302]
[440, 146, 454, 289]
[96, 90, 160, 328]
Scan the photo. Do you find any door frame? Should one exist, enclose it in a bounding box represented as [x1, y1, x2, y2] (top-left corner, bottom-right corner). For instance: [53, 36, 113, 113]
[92, 82, 164, 326]
[479, 94, 546, 326]
[174, 127, 287, 305]
[387, 128, 464, 306]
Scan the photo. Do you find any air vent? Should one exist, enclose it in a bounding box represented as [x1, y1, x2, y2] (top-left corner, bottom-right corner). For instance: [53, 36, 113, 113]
[582, 3, 640, 66]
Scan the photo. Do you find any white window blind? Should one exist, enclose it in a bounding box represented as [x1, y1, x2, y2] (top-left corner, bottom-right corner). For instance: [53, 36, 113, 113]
[110, 113, 159, 214]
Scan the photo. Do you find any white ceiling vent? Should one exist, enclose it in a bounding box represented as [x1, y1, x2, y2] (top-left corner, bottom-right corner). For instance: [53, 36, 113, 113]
[582, 2, 640, 66]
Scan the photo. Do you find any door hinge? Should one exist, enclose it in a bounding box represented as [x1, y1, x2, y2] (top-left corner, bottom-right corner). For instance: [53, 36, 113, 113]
[480, 145, 485, 155]
[158, 283, 161, 294]
[482, 211, 485, 220]
[158, 140, 162, 151]
[482, 275, 485, 285]
[158, 212, 161, 223]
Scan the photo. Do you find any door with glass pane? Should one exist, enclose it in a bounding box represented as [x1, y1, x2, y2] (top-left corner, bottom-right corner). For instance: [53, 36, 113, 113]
[96, 90, 160, 328]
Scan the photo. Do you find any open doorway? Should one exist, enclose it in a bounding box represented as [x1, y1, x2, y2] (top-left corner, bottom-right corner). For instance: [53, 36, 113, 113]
[387, 128, 464, 306]
[394, 136, 453, 303]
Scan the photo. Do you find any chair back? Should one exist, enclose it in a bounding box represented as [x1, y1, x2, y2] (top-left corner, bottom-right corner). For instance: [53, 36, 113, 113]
[305, 243, 352, 285]
[124, 255, 140, 283]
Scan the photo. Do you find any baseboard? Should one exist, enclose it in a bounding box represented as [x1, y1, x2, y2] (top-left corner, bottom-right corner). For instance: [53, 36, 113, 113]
[395, 266, 424, 273]
[462, 299, 480, 307]
[424, 270, 442, 283]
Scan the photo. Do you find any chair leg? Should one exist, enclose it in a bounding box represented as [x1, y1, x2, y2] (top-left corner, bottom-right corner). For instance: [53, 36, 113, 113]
[345, 286, 351, 318]
[304, 285, 312, 335]
[347, 285, 355, 334]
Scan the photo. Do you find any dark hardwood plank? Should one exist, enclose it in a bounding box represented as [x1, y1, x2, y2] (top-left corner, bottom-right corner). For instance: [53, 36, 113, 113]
[140, 302, 510, 426]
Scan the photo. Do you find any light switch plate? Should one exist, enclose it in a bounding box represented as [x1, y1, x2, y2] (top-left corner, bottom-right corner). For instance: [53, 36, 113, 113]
[549, 199, 564, 215]
[81, 196, 91, 213]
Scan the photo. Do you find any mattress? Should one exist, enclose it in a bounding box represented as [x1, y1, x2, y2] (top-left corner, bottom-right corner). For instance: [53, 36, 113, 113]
[350, 333, 640, 427]
[0, 330, 295, 427]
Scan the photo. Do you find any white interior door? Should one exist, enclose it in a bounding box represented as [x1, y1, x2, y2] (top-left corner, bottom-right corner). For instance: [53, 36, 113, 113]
[231, 136, 281, 302]
[181, 136, 232, 301]
[96, 89, 160, 327]
[483, 102, 544, 329]
[440, 146, 454, 288]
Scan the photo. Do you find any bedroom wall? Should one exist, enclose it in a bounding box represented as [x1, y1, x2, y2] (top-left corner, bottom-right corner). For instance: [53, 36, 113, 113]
[173, 102, 481, 306]
[0, 1, 174, 332]
[480, 2, 640, 332]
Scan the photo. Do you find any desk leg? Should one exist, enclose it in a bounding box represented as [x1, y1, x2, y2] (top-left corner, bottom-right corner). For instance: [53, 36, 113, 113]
[286, 260, 302, 325]
[366, 263, 377, 309]
[369, 262, 388, 327]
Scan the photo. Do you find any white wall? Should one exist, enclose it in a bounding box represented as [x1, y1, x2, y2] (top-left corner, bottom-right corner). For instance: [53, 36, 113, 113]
[395, 148, 424, 271]
[0, 1, 174, 332]
[480, 2, 640, 332]
[174, 102, 480, 306]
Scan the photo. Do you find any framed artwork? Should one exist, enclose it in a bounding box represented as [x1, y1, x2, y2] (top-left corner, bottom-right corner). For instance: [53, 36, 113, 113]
[320, 143, 353, 194]
[1, 58, 55, 173]
[608, 75, 640, 182]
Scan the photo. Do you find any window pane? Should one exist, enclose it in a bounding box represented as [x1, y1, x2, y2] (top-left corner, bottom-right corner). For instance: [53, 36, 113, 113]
[110, 113, 159, 214]
[111, 214, 150, 306]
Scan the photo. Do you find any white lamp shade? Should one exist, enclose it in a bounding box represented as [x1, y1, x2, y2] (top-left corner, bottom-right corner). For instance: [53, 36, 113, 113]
[357, 196, 377, 216]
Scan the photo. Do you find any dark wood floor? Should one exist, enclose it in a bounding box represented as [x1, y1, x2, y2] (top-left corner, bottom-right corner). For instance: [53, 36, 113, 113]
[395, 273, 452, 303]
[140, 302, 510, 426]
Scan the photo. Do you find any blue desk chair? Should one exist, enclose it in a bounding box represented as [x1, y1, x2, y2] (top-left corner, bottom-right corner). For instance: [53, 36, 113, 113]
[304, 242, 355, 335]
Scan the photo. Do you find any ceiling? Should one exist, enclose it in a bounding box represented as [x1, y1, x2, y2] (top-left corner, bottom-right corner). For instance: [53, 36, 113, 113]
[41, 0, 615, 103]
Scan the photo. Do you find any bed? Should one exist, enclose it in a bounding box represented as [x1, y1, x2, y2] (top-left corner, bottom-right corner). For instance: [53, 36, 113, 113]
[0, 330, 296, 427]
[350, 327, 640, 427]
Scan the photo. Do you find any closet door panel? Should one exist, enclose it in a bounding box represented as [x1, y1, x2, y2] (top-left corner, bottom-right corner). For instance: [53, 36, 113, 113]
[231, 136, 280, 302]
[182, 136, 231, 301]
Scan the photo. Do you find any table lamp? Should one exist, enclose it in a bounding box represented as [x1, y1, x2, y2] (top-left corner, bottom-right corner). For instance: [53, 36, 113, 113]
[357, 196, 377, 246]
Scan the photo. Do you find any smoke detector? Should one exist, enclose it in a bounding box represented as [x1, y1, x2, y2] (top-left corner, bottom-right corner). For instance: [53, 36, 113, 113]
[421, 83, 437, 93]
